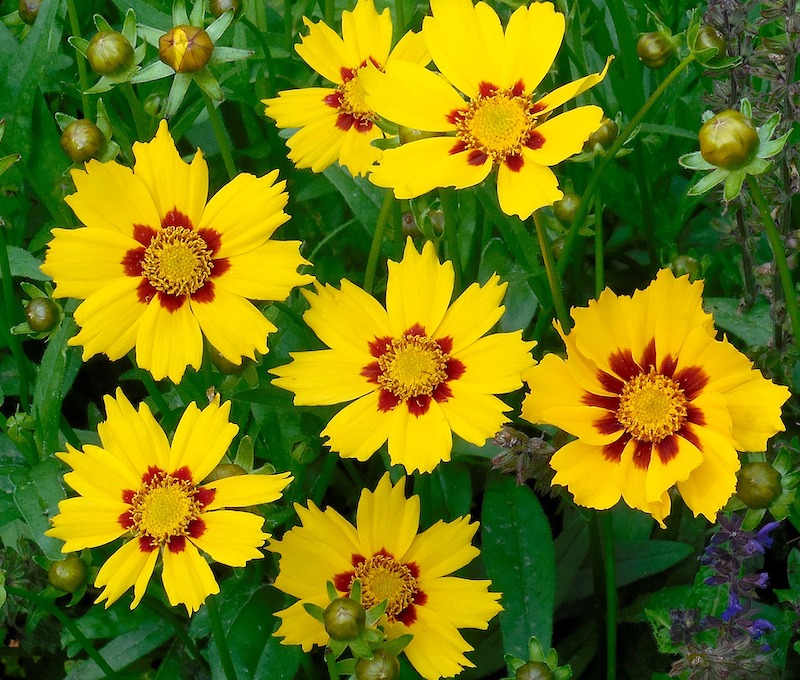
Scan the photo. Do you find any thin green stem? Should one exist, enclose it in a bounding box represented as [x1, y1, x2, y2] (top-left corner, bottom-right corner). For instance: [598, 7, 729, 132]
[396, 0, 406, 33]
[439, 188, 463, 293]
[283, 0, 293, 52]
[241, 17, 276, 97]
[594, 188, 604, 298]
[121, 83, 148, 141]
[7, 586, 115, 677]
[324, 647, 339, 679]
[602, 512, 618, 680]
[202, 93, 236, 181]
[65, 0, 94, 120]
[206, 596, 237, 680]
[532, 210, 570, 330]
[364, 190, 394, 294]
[0, 228, 30, 409]
[324, 0, 335, 26]
[747, 175, 800, 344]
[558, 53, 697, 277]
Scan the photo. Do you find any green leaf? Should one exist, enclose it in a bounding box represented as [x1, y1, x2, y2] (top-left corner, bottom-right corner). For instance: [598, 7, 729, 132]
[723, 167, 747, 201]
[758, 132, 790, 159]
[705, 297, 772, 347]
[5, 245, 48, 280]
[757, 112, 781, 144]
[482, 475, 556, 654]
[0, 153, 20, 176]
[687, 167, 727, 196]
[11, 458, 66, 561]
[787, 548, 800, 591]
[323, 164, 384, 234]
[678, 151, 714, 171]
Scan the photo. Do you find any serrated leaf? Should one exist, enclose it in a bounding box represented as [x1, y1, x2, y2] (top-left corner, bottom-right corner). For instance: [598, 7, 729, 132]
[705, 298, 772, 347]
[482, 475, 556, 655]
[11, 459, 66, 561]
[6, 245, 49, 280]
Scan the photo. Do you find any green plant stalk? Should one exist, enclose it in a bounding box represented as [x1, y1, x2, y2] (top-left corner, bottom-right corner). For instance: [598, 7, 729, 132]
[439, 188, 463, 293]
[532, 210, 570, 330]
[6, 586, 116, 677]
[324, 0, 335, 26]
[595, 189, 604, 297]
[202, 92, 236, 181]
[363, 190, 394, 294]
[283, 0, 293, 51]
[396, 0, 406, 33]
[324, 646, 339, 680]
[0, 228, 30, 409]
[241, 17, 276, 98]
[602, 512, 618, 680]
[207, 595, 238, 680]
[121, 83, 148, 141]
[65, 0, 94, 120]
[747, 175, 800, 344]
[558, 53, 697, 277]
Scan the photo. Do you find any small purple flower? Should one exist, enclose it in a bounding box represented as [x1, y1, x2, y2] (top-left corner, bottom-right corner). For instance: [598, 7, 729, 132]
[721, 592, 743, 622]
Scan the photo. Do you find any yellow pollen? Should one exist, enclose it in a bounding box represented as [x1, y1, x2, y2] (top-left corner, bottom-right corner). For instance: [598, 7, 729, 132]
[141, 226, 213, 296]
[353, 554, 418, 621]
[128, 471, 203, 547]
[340, 72, 371, 118]
[378, 335, 448, 399]
[616, 371, 688, 443]
[456, 90, 539, 162]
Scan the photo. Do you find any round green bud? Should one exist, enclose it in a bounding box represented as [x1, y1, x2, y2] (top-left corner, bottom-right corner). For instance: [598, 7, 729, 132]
[699, 109, 760, 170]
[323, 597, 366, 642]
[210, 0, 241, 18]
[736, 461, 782, 509]
[87, 31, 135, 76]
[18, 0, 41, 25]
[426, 209, 445, 236]
[143, 93, 166, 119]
[204, 463, 247, 483]
[669, 255, 701, 280]
[48, 555, 89, 593]
[25, 297, 59, 333]
[692, 25, 726, 62]
[584, 118, 618, 151]
[516, 661, 556, 680]
[355, 649, 400, 680]
[636, 32, 676, 70]
[553, 191, 580, 225]
[60, 119, 105, 164]
[159, 25, 214, 73]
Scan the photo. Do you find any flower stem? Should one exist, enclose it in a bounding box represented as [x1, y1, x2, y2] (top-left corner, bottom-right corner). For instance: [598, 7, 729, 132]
[364, 190, 394, 294]
[207, 595, 238, 680]
[324, 647, 339, 679]
[121, 83, 148, 141]
[439, 188, 463, 293]
[202, 92, 236, 181]
[594, 188, 604, 297]
[602, 512, 618, 680]
[558, 53, 697, 277]
[532, 210, 570, 330]
[65, 0, 94, 120]
[7, 586, 115, 677]
[746, 175, 800, 344]
[0, 227, 30, 409]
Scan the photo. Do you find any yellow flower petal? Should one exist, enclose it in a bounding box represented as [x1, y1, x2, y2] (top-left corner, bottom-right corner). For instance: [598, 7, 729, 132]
[296, 16, 350, 84]
[496, 159, 562, 219]
[168, 399, 237, 482]
[402, 604, 475, 680]
[161, 540, 220, 614]
[433, 274, 506, 352]
[285, 116, 350, 173]
[57, 443, 138, 502]
[274, 599, 329, 652]
[550, 439, 623, 510]
[338, 123, 384, 176]
[523, 106, 604, 166]
[322, 391, 391, 461]
[215, 241, 312, 301]
[501, 2, 564, 93]
[537, 56, 614, 113]
[341, 0, 393, 66]
[45, 496, 128, 552]
[190, 509, 268, 567]
[387, 399, 453, 473]
[422, 576, 502, 629]
[387, 29, 430, 67]
[94, 538, 158, 609]
[264, 88, 339, 128]
[403, 515, 479, 579]
[453, 331, 535, 394]
[202, 471, 292, 510]
[386, 239, 454, 336]
[271, 349, 374, 406]
[134, 299, 203, 383]
[356, 474, 420, 559]
[438, 384, 511, 446]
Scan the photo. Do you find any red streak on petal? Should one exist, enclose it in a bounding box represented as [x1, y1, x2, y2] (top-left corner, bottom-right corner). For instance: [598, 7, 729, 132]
[196, 487, 216, 508]
[405, 562, 420, 578]
[686, 404, 706, 426]
[505, 154, 524, 172]
[378, 389, 401, 412]
[122, 247, 145, 277]
[526, 131, 545, 150]
[142, 466, 162, 484]
[133, 224, 156, 246]
[118, 511, 133, 529]
[191, 280, 215, 304]
[210, 257, 230, 278]
[368, 57, 381, 69]
[594, 412, 621, 435]
[197, 228, 222, 255]
[137, 279, 157, 305]
[632, 440, 652, 470]
[582, 392, 620, 410]
[405, 323, 426, 338]
[597, 370, 624, 394]
[162, 208, 193, 229]
[340, 67, 356, 83]
[512, 80, 526, 97]
[172, 466, 192, 482]
[602, 434, 629, 462]
[336, 113, 355, 131]
[375, 548, 393, 558]
[369, 336, 393, 358]
[157, 291, 186, 312]
[167, 535, 186, 553]
[188, 518, 205, 538]
[640, 338, 657, 372]
[122, 489, 135, 504]
[436, 336, 453, 354]
[531, 102, 546, 114]
[674, 366, 709, 400]
[467, 150, 488, 166]
[360, 361, 381, 383]
[139, 536, 157, 553]
[445, 357, 465, 381]
[450, 140, 467, 155]
[656, 435, 679, 464]
[324, 92, 343, 109]
[354, 118, 374, 133]
[333, 570, 354, 593]
[351, 553, 366, 567]
[396, 603, 417, 625]
[413, 590, 427, 606]
[407, 394, 431, 416]
[478, 81, 498, 97]
[678, 424, 702, 450]
[446, 109, 466, 125]
[608, 349, 640, 382]
[432, 382, 453, 402]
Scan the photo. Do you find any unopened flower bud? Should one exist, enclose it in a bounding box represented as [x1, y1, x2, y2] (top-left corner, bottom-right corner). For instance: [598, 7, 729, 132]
[699, 109, 760, 170]
[636, 32, 676, 69]
[143, 93, 166, 119]
[398, 126, 438, 145]
[159, 25, 214, 73]
[355, 649, 400, 680]
[584, 118, 618, 151]
[18, 0, 40, 25]
[736, 461, 782, 509]
[669, 255, 700, 280]
[692, 25, 726, 62]
[48, 555, 89, 593]
[516, 662, 556, 680]
[87, 31, 134, 76]
[204, 463, 247, 483]
[60, 119, 105, 163]
[210, 0, 240, 18]
[25, 298, 59, 332]
[291, 440, 320, 465]
[426, 209, 445, 236]
[323, 597, 366, 641]
[553, 190, 580, 225]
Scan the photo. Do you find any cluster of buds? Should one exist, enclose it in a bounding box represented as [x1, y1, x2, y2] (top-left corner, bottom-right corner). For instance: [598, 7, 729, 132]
[503, 637, 572, 680]
[492, 426, 556, 491]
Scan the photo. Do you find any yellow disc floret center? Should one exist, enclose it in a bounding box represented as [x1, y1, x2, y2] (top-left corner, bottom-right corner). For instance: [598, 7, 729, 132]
[354, 554, 418, 620]
[142, 226, 213, 296]
[341, 72, 371, 118]
[129, 471, 202, 546]
[378, 335, 448, 399]
[617, 371, 688, 443]
[456, 91, 538, 162]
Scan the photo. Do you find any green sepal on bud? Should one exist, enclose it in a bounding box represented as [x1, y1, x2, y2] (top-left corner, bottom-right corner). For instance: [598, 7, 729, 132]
[636, 32, 677, 69]
[159, 25, 214, 73]
[60, 119, 105, 164]
[583, 118, 618, 152]
[699, 109, 760, 171]
[516, 661, 555, 680]
[505, 636, 572, 680]
[47, 555, 89, 593]
[324, 597, 367, 642]
[18, 0, 41, 25]
[355, 649, 400, 680]
[87, 31, 135, 76]
[669, 254, 701, 281]
[736, 461, 782, 509]
[553, 191, 580, 225]
[204, 463, 247, 483]
[692, 26, 726, 63]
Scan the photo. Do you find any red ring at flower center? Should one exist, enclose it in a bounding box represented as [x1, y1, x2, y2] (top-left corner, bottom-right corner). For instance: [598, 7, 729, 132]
[323, 59, 381, 133]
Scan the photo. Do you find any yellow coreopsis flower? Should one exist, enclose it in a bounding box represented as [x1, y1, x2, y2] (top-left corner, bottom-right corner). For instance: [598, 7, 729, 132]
[262, 0, 428, 176]
[41, 120, 313, 383]
[271, 474, 502, 680]
[521, 269, 791, 527]
[46, 389, 292, 614]
[271, 238, 535, 473]
[360, 0, 611, 219]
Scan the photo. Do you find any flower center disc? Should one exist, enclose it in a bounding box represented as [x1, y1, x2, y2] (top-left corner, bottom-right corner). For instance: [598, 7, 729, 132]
[378, 335, 448, 399]
[617, 371, 688, 443]
[458, 92, 536, 162]
[354, 554, 418, 620]
[142, 226, 213, 296]
[341, 72, 371, 118]
[129, 471, 203, 546]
